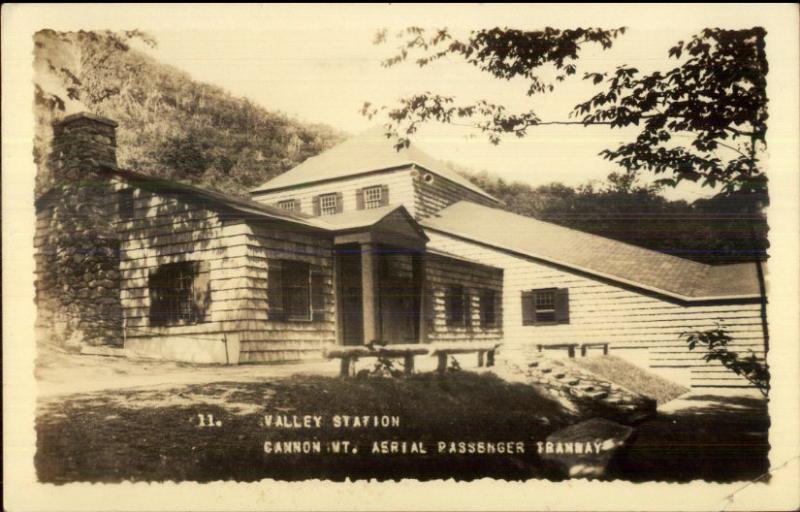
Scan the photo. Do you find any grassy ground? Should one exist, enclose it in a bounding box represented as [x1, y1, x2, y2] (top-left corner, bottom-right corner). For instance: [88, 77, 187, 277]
[571, 356, 689, 404]
[36, 372, 578, 483]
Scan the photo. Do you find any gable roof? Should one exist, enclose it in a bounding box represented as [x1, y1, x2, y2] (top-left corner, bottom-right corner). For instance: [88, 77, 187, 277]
[313, 204, 428, 240]
[250, 126, 498, 202]
[422, 201, 763, 302]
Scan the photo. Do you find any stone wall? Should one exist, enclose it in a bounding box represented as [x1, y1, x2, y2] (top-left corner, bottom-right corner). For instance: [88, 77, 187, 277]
[34, 113, 123, 348]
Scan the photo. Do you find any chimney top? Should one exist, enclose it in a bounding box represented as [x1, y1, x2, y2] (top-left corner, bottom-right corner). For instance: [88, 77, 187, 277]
[58, 112, 119, 128]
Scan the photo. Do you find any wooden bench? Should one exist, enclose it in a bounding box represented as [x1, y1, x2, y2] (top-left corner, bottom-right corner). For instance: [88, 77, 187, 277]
[536, 343, 579, 358]
[326, 344, 430, 377]
[429, 342, 502, 373]
[580, 342, 609, 356]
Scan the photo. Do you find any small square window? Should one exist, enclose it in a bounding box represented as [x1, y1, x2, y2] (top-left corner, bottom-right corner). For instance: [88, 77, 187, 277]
[319, 193, 338, 216]
[363, 186, 383, 209]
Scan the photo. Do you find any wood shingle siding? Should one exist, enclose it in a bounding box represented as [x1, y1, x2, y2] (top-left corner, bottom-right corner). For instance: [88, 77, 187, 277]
[424, 253, 503, 345]
[118, 189, 337, 363]
[411, 170, 498, 220]
[252, 169, 415, 217]
[426, 230, 766, 388]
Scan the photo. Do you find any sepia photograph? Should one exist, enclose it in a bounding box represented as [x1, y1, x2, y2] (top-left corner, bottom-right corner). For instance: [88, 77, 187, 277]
[3, 3, 800, 511]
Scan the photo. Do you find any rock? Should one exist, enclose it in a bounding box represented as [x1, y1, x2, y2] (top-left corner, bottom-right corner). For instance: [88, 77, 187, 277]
[540, 418, 634, 479]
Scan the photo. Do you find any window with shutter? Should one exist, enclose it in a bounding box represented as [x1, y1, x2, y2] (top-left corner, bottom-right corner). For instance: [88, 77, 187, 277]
[318, 193, 338, 216]
[267, 261, 285, 321]
[277, 199, 300, 212]
[355, 188, 365, 210]
[149, 261, 203, 326]
[522, 288, 569, 325]
[363, 185, 385, 209]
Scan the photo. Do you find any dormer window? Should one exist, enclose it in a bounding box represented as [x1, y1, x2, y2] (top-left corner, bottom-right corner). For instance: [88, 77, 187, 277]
[356, 185, 389, 210]
[363, 186, 383, 209]
[277, 199, 300, 212]
[313, 192, 342, 216]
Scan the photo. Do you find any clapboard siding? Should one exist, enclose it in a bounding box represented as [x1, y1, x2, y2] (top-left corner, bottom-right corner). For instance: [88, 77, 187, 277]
[251, 169, 416, 217]
[426, 230, 767, 388]
[411, 170, 498, 220]
[119, 188, 337, 363]
[424, 254, 503, 344]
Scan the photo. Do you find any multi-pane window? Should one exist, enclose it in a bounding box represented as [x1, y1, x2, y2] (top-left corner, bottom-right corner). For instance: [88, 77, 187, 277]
[479, 289, 497, 327]
[118, 189, 135, 220]
[267, 260, 326, 322]
[319, 193, 338, 216]
[534, 289, 556, 323]
[278, 199, 299, 212]
[521, 288, 569, 325]
[446, 285, 466, 326]
[363, 185, 383, 209]
[283, 261, 312, 321]
[149, 261, 209, 326]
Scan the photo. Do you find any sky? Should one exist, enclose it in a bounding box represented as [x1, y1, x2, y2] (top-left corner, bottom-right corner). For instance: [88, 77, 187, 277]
[119, 5, 754, 202]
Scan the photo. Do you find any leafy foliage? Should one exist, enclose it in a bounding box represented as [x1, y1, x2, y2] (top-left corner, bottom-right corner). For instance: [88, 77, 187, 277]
[574, 28, 768, 195]
[363, 26, 625, 147]
[681, 323, 769, 396]
[34, 30, 344, 197]
[367, 27, 769, 197]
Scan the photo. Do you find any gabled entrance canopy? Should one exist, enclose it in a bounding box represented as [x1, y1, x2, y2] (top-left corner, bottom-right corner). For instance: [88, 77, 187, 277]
[314, 205, 428, 347]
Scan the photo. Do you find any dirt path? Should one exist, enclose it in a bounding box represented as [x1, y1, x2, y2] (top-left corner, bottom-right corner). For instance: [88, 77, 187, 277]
[36, 349, 339, 399]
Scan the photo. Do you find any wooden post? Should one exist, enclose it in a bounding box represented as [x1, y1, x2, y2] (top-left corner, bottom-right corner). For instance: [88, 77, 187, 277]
[361, 243, 379, 345]
[537, 344, 543, 353]
[412, 252, 428, 344]
[436, 353, 448, 373]
[581, 344, 587, 357]
[567, 345, 575, 358]
[477, 351, 485, 367]
[603, 343, 609, 356]
[487, 350, 495, 367]
[404, 353, 415, 376]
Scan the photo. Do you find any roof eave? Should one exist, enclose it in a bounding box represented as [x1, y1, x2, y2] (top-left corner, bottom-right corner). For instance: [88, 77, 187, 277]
[422, 224, 761, 304]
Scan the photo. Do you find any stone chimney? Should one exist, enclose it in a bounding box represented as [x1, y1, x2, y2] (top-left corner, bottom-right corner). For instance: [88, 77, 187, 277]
[36, 112, 124, 350]
[50, 112, 118, 180]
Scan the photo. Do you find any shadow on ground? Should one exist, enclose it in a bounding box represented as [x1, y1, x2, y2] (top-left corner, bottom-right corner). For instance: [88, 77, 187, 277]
[608, 393, 770, 482]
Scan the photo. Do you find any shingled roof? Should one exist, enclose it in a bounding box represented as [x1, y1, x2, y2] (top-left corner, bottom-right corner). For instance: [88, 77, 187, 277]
[250, 126, 499, 202]
[422, 201, 763, 302]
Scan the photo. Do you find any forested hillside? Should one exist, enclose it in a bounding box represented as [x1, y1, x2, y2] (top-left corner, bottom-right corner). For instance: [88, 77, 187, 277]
[33, 30, 766, 264]
[33, 30, 344, 197]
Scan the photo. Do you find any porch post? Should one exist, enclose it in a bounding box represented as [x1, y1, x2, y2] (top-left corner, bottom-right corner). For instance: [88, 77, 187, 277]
[361, 242, 380, 344]
[412, 251, 428, 343]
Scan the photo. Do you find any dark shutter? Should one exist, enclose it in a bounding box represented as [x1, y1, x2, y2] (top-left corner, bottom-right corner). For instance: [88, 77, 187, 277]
[521, 290, 536, 326]
[267, 260, 285, 321]
[464, 290, 472, 330]
[380, 184, 390, 206]
[311, 272, 326, 322]
[335, 192, 344, 213]
[555, 288, 570, 324]
[355, 188, 364, 210]
[495, 289, 502, 328]
[312, 195, 321, 216]
[148, 269, 163, 326]
[192, 261, 212, 322]
[293, 198, 301, 212]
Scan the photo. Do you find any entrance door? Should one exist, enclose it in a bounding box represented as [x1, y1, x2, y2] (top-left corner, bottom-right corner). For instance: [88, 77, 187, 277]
[337, 250, 363, 346]
[379, 253, 417, 344]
